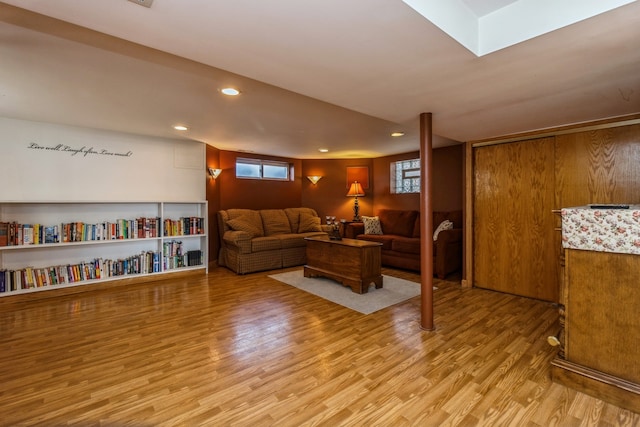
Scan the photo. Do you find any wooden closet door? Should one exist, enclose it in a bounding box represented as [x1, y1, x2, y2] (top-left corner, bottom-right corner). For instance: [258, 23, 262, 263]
[473, 137, 558, 302]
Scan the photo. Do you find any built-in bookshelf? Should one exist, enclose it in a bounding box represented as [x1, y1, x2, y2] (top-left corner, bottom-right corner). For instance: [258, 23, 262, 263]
[0, 201, 208, 297]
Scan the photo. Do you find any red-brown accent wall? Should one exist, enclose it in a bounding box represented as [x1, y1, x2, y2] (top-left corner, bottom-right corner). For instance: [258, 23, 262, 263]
[205, 145, 221, 267]
[206, 145, 463, 264]
[218, 151, 302, 209]
[373, 151, 421, 212]
[432, 144, 463, 212]
[372, 145, 462, 213]
[301, 158, 373, 221]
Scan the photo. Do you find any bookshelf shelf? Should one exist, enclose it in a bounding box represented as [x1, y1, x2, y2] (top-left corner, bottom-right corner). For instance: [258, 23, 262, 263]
[0, 201, 208, 297]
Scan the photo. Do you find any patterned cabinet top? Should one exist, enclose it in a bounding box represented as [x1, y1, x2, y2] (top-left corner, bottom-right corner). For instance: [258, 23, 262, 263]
[561, 205, 640, 255]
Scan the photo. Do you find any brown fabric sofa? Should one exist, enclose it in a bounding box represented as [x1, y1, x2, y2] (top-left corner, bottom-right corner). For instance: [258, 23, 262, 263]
[345, 209, 462, 279]
[217, 207, 329, 274]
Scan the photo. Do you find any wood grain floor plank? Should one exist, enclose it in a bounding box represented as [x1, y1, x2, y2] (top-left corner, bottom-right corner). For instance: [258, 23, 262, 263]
[0, 266, 638, 426]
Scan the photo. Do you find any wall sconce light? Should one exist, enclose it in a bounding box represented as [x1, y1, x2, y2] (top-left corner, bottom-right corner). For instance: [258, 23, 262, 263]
[208, 167, 222, 179]
[307, 175, 323, 185]
[346, 181, 365, 221]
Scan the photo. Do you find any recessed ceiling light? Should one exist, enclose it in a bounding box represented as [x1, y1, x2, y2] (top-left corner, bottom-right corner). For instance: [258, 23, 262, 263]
[128, 0, 153, 8]
[173, 125, 188, 131]
[391, 132, 405, 137]
[221, 87, 240, 96]
[318, 148, 329, 153]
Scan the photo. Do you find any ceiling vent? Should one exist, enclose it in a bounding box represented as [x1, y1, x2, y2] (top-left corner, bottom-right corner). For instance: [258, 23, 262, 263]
[128, 0, 154, 8]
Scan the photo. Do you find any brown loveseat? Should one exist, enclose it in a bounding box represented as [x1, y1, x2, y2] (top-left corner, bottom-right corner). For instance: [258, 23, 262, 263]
[345, 209, 462, 279]
[217, 208, 329, 274]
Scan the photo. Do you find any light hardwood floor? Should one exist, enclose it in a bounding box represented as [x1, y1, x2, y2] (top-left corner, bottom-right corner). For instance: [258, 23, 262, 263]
[0, 267, 638, 426]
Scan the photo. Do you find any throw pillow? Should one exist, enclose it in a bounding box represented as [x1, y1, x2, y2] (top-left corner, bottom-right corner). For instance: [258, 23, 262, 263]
[298, 213, 322, 233]
[362, 216, 383, 235]
[226, 216, 263, 238]
[433, 220, 453, 241]
[260, 209, 292, 236]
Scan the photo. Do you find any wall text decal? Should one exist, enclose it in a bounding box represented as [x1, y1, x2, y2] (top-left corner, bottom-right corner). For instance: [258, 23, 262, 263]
[27, 143, 133, 158]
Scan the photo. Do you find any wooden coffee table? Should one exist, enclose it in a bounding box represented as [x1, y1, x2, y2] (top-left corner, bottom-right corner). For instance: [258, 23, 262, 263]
[304, 236, 383, 294]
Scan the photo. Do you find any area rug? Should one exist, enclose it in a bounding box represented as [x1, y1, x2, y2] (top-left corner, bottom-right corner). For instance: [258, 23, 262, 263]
[268, 269, 421, 314]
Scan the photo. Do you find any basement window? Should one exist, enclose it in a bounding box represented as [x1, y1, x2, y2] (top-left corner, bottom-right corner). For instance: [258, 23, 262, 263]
[391, 158, 420, 194]
[236, 158, 291, 181]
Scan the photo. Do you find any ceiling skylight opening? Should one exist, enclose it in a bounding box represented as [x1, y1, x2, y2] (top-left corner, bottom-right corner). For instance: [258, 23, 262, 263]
[401, 0, 636, 56]
[221, 87, 240, 96]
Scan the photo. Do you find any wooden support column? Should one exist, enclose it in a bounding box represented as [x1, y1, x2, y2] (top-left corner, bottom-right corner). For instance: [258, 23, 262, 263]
[420, 112, 434, 331]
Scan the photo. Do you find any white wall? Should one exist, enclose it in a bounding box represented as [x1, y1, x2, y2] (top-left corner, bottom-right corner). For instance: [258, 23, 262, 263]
[0, 117, 205, 202]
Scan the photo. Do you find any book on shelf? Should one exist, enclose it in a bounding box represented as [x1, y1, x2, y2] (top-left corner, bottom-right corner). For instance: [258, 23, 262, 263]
[44, 226, 58, 244]
[0, 222, 8, 246]
[22, 224, 34, 245]
[8, 222, 16, 246]
[163, 217, 204, 236]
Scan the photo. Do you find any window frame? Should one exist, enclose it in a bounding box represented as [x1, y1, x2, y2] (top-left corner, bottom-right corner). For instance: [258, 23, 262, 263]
[390, 158, 421, 194]
[235, 157, 291, 181]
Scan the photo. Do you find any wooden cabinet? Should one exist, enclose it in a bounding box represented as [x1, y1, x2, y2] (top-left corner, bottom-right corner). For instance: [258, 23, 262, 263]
[551, 206, 640, 412]
[0, 201, 207, 297]
[552, 249, 640, 412]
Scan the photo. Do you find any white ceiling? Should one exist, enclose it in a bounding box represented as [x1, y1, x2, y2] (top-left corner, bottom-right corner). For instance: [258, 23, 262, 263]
[462, 0, 519, 17]
[1, 0, 639, 159]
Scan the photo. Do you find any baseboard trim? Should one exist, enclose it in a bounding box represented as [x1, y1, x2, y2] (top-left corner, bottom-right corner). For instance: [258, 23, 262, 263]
[551, 358, 640, 413]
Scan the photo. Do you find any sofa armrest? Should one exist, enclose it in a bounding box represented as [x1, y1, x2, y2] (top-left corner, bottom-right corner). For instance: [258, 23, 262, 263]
[345, 222, 364, 239]
[222, 230, 253, 254]
[434, 228, 462, 279]
[435, 228, 462, 246]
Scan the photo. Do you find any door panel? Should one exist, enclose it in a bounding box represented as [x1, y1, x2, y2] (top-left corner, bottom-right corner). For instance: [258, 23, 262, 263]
[473, 137, 557, 301]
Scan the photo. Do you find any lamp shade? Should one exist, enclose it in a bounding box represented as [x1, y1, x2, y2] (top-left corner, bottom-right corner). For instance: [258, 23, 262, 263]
[346, 181, 365, 197]
[208, 167, 222, 179]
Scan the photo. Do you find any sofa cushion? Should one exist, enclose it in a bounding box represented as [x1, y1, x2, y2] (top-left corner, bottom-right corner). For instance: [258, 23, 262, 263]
[356, 234, 394, 250]
[276, 233, 308, 249]
[226, 216, 264, 238]
[298, 213, 322, 233]
[447, 210, 463, 229]
[260, 209, 291, 236]
[391, 236, 421, 254]
[285, 207, 318, 234]
[226, 209, 264, 235]
[413, 211, 463, 238]
[251, 236, 282, 252]
[412, 215, 421, 238]
[362, 216, 383, 235]
[379, 209, 419, 237]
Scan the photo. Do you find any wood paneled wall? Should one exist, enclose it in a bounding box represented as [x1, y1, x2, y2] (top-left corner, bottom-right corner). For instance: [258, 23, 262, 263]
[471, 120, 640, 302]
[555, 125, 640, 207]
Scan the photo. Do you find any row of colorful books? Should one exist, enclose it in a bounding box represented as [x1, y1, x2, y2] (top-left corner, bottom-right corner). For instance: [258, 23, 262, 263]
[57, 218, 163, 242]
[0, 249, 204, 293]
[163, 217, 205, 237]
[0, 216, 204, 247]
[0, 222, 60, 246]
[0, 251, 161, 292]
[164, 250, 203, 270]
